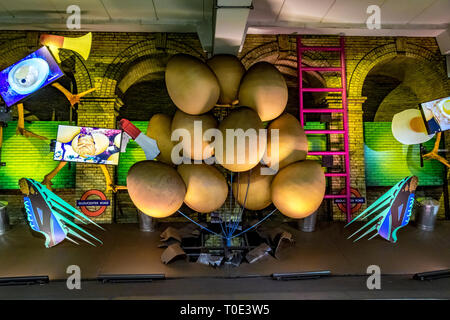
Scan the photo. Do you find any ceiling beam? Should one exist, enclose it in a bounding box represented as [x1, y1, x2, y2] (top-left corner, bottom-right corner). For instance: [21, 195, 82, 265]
[437, 28, 450, 55]
[212, 0, 252, 56]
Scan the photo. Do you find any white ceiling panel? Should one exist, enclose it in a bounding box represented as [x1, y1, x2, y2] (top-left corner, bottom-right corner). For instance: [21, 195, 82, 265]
[101, 0, 156, 21]
[0, 2, 12, 18]
[380, 0, 436, 24]
[215, 6, 250, 54]
[277, 0, 336, 23]
[322, 0, 385, 23]
[0, 0, 63, 19]
[52, 0, 110, 22]
[248, 0, 284, 23]
[409, 0, 450, 24]
[153, 0, 204, 20]
[0, 0, 447, 44]
[217, 0, 252, 6]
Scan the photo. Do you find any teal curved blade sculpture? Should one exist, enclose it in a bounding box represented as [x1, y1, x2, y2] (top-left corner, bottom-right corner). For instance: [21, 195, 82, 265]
[345, 176, 418, 243]
[19, 178, 104, 248]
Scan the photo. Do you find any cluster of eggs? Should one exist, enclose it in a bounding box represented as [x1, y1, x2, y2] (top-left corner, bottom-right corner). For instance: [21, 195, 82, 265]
[127, 54, 325, 219]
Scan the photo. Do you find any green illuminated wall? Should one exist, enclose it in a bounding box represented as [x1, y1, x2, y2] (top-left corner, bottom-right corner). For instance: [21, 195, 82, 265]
[117, 121, 148, 185]
[305, 122, 327, 161]
[364, 122, 444, 186]
[0, 121, 75, 189]
[7, 120, 427, 190]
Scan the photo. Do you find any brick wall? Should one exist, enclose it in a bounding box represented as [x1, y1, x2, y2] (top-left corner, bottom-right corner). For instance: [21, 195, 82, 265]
[0, 31, 448, 223]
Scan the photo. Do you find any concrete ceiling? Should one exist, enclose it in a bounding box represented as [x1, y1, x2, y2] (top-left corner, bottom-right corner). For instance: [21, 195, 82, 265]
[248, 0, 450, 37]
[0, 0, 449, 54]
[0, 0, 211, 32]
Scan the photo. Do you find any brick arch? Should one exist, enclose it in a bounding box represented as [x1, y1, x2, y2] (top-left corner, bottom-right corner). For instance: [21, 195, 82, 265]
[239, 41, 331, 68]
[239, 41, 328, 87]
[348, 42, 449, 98]
[117, 55, 167, 94]
[100, 38, 204, 97]
[58, 50, 93, 93]
[0, 37, 30, 70]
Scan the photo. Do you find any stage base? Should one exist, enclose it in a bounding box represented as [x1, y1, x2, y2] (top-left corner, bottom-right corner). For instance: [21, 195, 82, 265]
[0, 221, 449, 280]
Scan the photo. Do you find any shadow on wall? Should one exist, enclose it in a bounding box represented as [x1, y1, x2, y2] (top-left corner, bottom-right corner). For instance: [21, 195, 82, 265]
[120, 78, 177, 121]
[362, 56, 448, 123]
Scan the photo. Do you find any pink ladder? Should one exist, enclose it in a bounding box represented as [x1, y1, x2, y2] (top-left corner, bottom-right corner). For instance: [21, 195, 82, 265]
[297, 36, 352, 223]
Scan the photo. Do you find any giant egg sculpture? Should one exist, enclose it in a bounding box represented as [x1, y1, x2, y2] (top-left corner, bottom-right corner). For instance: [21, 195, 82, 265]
[147, 113, 174, 165]
[171, 110, 217, 160]
[271, 160, 325, 219]
[266, 113, 308, 169]
[218, 108, 266, 172]
[165, 54, 220, 115]
[238, 61, 288, 121]
[232, 164, 273, 210]
[207, 54, 245, 106]
[127, 161, 186, 218]
[177, 164, 228, 213]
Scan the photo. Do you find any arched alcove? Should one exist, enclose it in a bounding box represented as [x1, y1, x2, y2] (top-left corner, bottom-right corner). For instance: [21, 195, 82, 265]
[100, 37, 205, 98]
[120, 71, 177, 121]
[362, 56, 448, 122]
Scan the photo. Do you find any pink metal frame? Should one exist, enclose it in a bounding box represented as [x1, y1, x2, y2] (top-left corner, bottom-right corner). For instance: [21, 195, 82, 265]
[297, 36, 352, 223]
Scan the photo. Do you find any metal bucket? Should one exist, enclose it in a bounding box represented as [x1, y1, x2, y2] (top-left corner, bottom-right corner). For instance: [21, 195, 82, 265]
[138, 211, 155, 232]
[416, 198, 440, 231]
[0, 201, 10, 235]
[298, 211, 317, 232]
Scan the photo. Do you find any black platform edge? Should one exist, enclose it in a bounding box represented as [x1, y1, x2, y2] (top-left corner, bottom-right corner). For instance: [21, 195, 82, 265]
[413, 269, 450, 281]
[97, 274, 166, 284]
[271, 270, 331, 281]
[0, 275, 49, 286]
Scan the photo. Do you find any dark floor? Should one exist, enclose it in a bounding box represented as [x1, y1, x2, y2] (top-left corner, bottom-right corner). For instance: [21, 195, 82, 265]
[0, 221, 449, 299]
[0, 276, 449, 300]
[1, 221, 449, 279]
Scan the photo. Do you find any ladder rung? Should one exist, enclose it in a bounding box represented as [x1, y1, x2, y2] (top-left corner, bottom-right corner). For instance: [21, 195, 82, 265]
[298, 36, 351, 224]
[301, 67, 341, 72]
[305, 130, 345, 134]
[325, 173, 347, 177]
[299, 46, 341, 52]
[324, 194, 347, 199]
[303, 108, 344, 113]
[309, 151, 346, 156]
[301, 88, 343, 92]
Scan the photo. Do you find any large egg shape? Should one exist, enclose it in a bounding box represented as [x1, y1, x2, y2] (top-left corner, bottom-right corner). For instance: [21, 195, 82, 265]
[232, 164, 273, 210]
[217, 108, 266, 172]
[147, 114, 175, 165]
[177, 163, 228, 213]
[266, 113, 308, 169]
[171, 110, 217, 161]
[127, 161, 186, 218]
[238, 62, 288, 121]
[165, 54, 220, 115]
[271, 160, 325, 219]
[207, 54, 245, 105]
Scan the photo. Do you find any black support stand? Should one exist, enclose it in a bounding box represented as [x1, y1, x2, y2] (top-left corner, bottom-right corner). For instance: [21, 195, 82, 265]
[0, 275, 49, 286]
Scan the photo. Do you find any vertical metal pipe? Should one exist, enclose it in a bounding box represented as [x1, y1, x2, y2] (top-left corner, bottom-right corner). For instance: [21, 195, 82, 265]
[340, 37, 351, 223]
[138, 210, 155, 232]
[299, 211, 317, 232]
[0, 201, 9, 235]
[297, 36, 304, 126]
